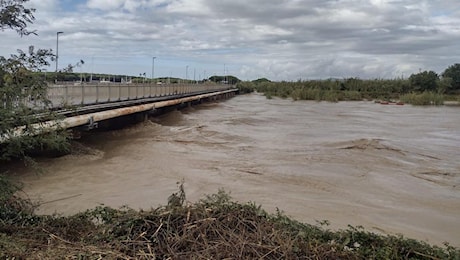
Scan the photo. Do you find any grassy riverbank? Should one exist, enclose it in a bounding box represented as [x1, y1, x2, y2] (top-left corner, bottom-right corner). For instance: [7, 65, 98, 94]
[1, 179, 458, 259]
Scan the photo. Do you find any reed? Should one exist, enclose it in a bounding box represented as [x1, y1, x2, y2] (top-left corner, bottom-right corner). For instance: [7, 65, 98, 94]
[249, 79, 458, 105]
[400, 92, 444, 106]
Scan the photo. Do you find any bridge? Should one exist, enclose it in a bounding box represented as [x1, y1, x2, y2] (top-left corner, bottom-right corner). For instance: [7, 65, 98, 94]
[46, 82, 235, 108]
[3, 83, 238, 142]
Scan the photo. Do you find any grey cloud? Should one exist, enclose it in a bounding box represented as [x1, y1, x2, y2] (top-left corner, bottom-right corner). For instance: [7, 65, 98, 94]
[1, 0, 460, 80]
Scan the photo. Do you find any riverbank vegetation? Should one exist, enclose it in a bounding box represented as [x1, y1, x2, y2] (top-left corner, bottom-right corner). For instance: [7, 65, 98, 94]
[1, 179, 459, 259]
[237, 64, 460, 105]
[0, 1, 71, 162]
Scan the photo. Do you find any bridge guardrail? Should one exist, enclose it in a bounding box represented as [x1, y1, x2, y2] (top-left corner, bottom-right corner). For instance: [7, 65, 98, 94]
[46, 83, 233, 108]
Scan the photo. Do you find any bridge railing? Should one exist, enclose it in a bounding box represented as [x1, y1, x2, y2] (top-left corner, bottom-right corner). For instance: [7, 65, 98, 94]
[46, 83, 233, 108]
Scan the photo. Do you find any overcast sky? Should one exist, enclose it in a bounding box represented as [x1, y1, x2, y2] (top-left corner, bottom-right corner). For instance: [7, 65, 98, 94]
[1, 0, 459, 81]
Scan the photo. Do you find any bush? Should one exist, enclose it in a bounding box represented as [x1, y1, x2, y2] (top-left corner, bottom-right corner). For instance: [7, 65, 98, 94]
[0, 174, 36, 225]
[236, 81, 255, 94]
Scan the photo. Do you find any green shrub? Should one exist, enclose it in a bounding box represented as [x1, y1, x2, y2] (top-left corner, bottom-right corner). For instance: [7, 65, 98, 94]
[0, 174, 37, 225]
[236, 82, 255, 94]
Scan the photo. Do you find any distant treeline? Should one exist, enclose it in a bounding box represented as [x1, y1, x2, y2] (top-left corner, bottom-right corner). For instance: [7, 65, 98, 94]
[237, 64, 460, 105]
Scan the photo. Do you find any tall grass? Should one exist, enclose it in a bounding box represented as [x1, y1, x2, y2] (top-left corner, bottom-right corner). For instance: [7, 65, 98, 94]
[251, 79, 408, 102]
[243, 78, 460, 105]
[400, 92, 444, 106]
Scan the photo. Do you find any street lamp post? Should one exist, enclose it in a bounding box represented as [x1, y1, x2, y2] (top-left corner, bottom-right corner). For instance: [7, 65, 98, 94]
[55, 31, 64, 73]
[224, 63, 227, 84]
[186, 65, 189, 83]
[152, 57, 156, 83]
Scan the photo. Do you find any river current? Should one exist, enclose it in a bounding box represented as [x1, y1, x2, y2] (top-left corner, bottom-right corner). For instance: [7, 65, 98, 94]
[13, 93, 460, 246]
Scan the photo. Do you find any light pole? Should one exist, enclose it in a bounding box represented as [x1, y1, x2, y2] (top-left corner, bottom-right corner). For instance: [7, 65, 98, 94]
[55, 31, 64, 73]
[152, 57, 156, 83]
[186, 65, 189, 83]
[224, 63, 226, 84]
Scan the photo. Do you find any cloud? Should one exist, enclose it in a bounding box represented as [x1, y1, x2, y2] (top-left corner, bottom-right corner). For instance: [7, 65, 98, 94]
[1, 0, 459, 80]
[87, 0, 124, 11]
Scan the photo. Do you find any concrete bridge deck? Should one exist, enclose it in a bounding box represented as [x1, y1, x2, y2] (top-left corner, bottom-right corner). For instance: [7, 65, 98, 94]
[46, 83, 235, 116]
[1, 83, 238, 143]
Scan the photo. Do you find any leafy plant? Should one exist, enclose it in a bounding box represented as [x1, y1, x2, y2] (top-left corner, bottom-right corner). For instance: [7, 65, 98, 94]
[0, 47, 70, 161]
[1, 2, 70, 162]
[0, 0, 35, 35]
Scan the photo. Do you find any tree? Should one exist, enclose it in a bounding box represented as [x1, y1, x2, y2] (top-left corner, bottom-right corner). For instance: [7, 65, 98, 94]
[61, 59, 85, 73]
[1, 1, 69, 161]
[0, 0, 35, 35]
[209, 75, 241, 84]
[409, 70, 439, 92]
[0, 47, 69, 161]
[442, 63, 460, 92]
[252, 78, 271, 84]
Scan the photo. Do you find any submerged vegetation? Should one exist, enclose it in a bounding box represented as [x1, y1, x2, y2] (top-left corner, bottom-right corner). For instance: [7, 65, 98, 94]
[400, 92, 445, 106]
[1, 179, 459, 259]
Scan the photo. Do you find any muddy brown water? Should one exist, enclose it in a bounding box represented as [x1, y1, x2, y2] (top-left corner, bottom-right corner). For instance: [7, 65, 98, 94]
[12, 93, 460, 246]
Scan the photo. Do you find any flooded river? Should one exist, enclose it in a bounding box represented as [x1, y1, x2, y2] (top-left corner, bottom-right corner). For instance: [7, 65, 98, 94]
[13, 93, 460, 246]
